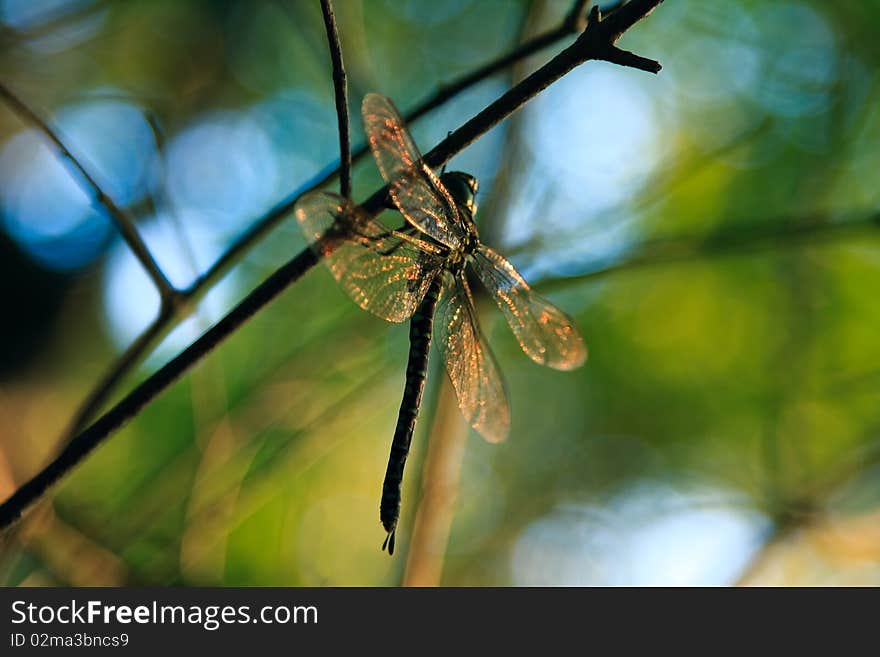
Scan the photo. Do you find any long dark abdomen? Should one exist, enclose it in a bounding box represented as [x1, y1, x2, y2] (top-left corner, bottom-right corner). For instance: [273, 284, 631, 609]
[381, 275, 442, 554]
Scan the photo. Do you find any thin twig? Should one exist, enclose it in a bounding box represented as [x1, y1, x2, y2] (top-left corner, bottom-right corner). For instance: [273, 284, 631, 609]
[401, 0, 608, 125]
[0, 0, 665, 530]
[319, 0, 352, 198]
[58, 113, 201, 441]
[0, 82, 179, 305]
[142, 111, 203, 283]
[59, 166, 335, 442]
[60, 309, 171, 441]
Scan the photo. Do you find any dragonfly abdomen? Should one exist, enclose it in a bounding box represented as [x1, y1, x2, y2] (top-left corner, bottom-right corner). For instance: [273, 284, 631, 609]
[380, 275, 443, 554]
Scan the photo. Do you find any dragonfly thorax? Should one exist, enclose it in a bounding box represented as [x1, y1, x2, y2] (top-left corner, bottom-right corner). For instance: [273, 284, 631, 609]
[445, 247, 468, 276]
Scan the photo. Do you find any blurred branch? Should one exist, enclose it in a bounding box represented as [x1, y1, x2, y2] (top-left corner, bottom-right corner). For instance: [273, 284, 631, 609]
[319, 0, 352, 198]
[142, 111, 203, 281]
[509, 116, 776, 260]
[403, 0, 547, 583]
[0, 0, 665, 531]
[83, 314, 373, 569]
[733, 437, 880, 586]
[541, 211, 880, 292]
[58, 113, 202, 442]
[403, 384, 469, 585]
[0, 0, 109, 44]
[14, 505, 130, 586]
[174, 364, 393, 580]
[0, 82, 180, 306]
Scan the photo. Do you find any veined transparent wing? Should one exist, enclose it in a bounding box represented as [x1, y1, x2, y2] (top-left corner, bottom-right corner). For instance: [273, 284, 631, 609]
[362, 93, 464, 249]
[472, 246, 587, 370]
[295, 190, 442, 323]
[435, 271, 510, 443]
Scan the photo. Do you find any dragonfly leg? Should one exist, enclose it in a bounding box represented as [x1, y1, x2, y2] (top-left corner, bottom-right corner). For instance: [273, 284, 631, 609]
[377, 241, 407, 256]
[375, 225, 419, 256]
[349, 221, 411, 247]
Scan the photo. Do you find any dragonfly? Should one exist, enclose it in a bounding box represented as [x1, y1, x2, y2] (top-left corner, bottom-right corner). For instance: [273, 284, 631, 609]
[295, 93, 586, 554]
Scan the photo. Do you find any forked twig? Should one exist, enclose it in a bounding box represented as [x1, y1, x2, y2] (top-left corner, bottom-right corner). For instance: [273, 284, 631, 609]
[356, 1, 663, 217]
[0, 82, 179, 305]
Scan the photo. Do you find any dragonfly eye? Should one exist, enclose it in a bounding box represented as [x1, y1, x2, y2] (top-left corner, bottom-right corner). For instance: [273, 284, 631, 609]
[440, 171, 479, 213]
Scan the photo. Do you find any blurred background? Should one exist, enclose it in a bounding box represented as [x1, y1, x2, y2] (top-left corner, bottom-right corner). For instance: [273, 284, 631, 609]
[1, 0, 879, 586]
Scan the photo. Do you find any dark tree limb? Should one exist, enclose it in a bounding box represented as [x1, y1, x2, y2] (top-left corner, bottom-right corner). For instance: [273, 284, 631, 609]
[0, 0, 665, 531]
[59, 308, 172, 442]
[319, 0, 352, 198]
[0, 82, 180, 306]
[51, 0, 637, 440]
[358, 0, 663, 216]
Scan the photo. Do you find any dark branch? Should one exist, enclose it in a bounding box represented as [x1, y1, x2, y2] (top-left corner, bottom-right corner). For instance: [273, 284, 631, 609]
[0, 82, 179, 305]
[402, 0, 607, 126]
[0, 0, 109, 43]
[319, 0, 352, 198]
[359, 0, 663, 215]
[55, 0, 632, 439]
[601, 0, 663, 40]
[0, 0, 665, 530]
[60, 308, 172, 441]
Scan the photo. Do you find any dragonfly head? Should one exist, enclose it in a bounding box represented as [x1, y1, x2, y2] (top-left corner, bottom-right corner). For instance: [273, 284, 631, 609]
[440, 171, 479, 219]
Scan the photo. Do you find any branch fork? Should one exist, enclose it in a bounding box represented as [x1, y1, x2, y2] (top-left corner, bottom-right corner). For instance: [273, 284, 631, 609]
[578, 2, 663, 74]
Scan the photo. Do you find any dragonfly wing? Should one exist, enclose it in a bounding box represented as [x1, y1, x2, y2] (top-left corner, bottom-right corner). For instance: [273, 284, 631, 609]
[295, 190, 441, 323]
[362, 93, 464, 249]
[473, 245, 587, 370]
[435, 271, 510, 443]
